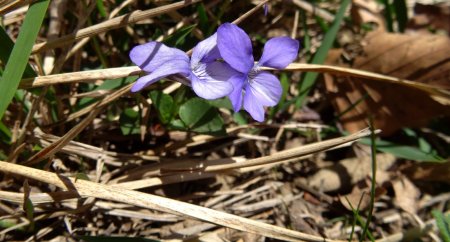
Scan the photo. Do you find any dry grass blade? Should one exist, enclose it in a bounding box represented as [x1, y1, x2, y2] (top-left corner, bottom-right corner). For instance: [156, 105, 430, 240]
[20, 63, 450, 106]
[233, 0, 269, 25]
[0, 0, 31, 15]
[0, 161, 343, 242]
[30, 0, 202, 53]
[20, 63, 450, 93]
[23, 108, 102, 165]
[194, 128, 378, 172]
[19, 66, 141, 88]
[280, 63, 450, 104]
[112, 129, 373, 190]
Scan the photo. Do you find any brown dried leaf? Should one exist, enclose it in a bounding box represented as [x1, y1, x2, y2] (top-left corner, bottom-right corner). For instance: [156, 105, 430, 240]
[392, 176, 420, 214]
[410, 2, 450, 33]
[325, 31, 450, 135]
[307, 153, 395, 192]
[339, 183, 386, 211]
[403, 161, 450, 184]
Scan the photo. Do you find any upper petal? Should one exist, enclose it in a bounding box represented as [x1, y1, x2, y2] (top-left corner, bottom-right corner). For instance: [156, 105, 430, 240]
[258, 37, 299, 69]
[247, 71, 282, 107]
[131, 61, 190, 92]
[191, 61, 237, 99]
[227, 73, 247, 112]
[217, 23, 254, 74]
[191, 33, 221, 64]
[130, 41, 189, 72]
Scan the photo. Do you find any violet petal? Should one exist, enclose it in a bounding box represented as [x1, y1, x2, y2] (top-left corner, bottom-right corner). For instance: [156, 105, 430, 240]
[248, 71, 282, 106]
[131, 61, 190, 92]
[130, 41, 189, 72]
[243, 85, 266, 122]
[258, 37, 299, 69]
[191, 33, 221, 64]
[243, 71, 282, 121]
[227, 74, 247, 112]
[217, 23, 254, 74]
[191, 61, 236, 100]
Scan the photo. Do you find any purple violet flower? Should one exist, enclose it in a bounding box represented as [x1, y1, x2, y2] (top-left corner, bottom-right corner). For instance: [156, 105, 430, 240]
[129, 34, 239, 100]
[217, 23, 299, 122]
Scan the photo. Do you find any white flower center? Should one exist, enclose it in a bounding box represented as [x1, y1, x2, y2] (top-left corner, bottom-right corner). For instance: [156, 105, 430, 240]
[247, 64, 261, 83]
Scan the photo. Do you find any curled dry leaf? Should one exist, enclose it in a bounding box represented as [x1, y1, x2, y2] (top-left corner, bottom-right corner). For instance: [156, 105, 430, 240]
[325, 31, 450, 135]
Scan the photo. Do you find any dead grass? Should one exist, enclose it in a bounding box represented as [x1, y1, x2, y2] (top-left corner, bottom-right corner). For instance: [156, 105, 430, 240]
[0, 1, 449, 241]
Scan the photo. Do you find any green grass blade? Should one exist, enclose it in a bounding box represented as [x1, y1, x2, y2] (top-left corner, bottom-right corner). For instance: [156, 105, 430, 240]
[357, 138, 445, 162]
[361, 122, 377, 241]
[432, 210, 450, 242]
[0, 26, 36, 78]
[381, 0, 394, 32]
[295, 0, 350, 108]
[0, 0, 50, 120]
[0, 120, 11, 143]
[393, 0, 408, 32]
[96, 0, 107, 18]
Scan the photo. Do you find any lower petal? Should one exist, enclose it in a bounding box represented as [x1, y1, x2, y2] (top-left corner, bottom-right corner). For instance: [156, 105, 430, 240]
[131, 61, 190, 92]
[191, 61, 239, 100]
[131, 75, 163, 92]
[227, 74, 247, 112]
[248, 71, 282, 106]
[242, 71, 282, 122]
[243, 85, 265, 122]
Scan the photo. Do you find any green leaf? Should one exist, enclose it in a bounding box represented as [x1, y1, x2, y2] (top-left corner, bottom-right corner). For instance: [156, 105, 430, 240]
[168, 119, 186, 130]
[179, 98, 225, 135]
[358, 138, 445, 162]
[163, 24, 197, 47]
[149, 90, 175, 124]
[208, 98, 232, 110]
[119, 108, 140, 135]
[233, 112, 247, 125]
[432, 210, 450, 242]
[80, 236, 160, 242]
[0, 0, 50, 120]
[295, 0, 350, 108]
